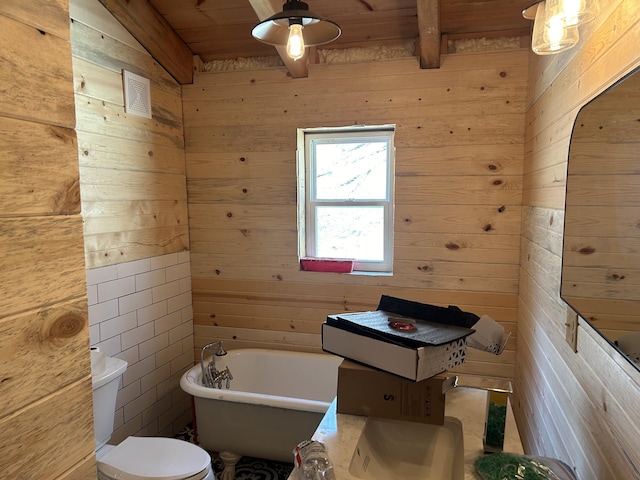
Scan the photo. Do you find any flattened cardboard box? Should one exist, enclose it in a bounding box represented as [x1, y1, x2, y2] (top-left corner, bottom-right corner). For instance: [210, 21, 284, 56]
[337, 360, 452, 425]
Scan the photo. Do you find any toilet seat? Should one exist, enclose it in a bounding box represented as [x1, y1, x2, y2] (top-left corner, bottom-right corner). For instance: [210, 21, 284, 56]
[97, 436, 212, 480]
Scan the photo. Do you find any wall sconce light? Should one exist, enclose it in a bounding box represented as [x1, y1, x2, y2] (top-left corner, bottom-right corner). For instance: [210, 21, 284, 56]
[525, 1, 579, 55]
[523, 0, 598, 55]
[252, 1, 341, 61]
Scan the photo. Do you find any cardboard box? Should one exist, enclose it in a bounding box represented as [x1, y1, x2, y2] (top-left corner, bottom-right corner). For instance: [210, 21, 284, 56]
[322, 322, 467, 381]
[337, 360, 452, 425]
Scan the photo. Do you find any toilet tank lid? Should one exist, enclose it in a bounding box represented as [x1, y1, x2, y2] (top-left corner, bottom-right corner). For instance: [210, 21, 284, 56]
[98, 436, 211, 480]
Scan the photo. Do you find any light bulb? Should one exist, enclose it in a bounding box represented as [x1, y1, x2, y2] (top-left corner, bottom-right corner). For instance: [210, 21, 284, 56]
[546, 14, 566, 48]
[287, 23, 305, 61]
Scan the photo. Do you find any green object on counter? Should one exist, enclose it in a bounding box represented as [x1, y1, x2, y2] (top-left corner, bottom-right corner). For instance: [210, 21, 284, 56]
[474, 453, 564, 480]
[485, 402, 507, 447]
[484, 390, 508, 453]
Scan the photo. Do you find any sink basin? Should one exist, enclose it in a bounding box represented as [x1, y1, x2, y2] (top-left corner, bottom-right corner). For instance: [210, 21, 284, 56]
[349, 416, 464, 480]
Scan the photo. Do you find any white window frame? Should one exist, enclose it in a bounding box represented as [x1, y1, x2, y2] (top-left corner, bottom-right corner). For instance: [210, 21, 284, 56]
[298, 125, 395, 273]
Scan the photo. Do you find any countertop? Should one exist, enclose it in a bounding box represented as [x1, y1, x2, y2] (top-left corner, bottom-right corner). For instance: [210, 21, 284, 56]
[291, 379, 523, 479]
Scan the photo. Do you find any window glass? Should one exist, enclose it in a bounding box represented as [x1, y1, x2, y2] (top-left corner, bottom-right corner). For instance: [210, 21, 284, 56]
[315, 206, 385, 261]
[313, 141, 388, 200]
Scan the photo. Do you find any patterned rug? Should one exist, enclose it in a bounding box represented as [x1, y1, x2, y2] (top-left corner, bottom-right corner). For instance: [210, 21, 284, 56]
[175, 424, 294, 480]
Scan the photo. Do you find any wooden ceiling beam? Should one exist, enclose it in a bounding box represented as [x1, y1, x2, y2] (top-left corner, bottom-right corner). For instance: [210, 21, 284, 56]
[97, 0, 194, 85]
[417, 0, 441, 69]
[247, 0, 309, 79]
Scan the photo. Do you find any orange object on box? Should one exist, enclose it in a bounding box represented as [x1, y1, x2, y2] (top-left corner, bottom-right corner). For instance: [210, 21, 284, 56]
[300, 258, 354, 273]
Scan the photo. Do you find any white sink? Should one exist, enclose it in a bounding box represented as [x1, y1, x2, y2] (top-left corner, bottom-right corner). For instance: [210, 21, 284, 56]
[348, 416, 464, 480]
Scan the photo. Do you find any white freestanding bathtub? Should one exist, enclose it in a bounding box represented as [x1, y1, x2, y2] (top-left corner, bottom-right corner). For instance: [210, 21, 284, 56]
[180, 348, 342, 469]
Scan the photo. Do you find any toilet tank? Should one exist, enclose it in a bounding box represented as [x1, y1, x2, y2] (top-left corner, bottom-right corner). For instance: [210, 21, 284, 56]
[91, 350, 128, 451]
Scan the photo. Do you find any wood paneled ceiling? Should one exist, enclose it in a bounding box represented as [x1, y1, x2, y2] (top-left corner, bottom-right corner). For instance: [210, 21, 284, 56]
[98, 0, 533, 83]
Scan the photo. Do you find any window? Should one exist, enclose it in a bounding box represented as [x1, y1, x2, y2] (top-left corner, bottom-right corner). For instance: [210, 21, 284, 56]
[298, 126, 395, 273]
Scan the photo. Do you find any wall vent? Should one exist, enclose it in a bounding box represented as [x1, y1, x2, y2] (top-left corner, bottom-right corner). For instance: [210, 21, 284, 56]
[123, 70, 152, 119]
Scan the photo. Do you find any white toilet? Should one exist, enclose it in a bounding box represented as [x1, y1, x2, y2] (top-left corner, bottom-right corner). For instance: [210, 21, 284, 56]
[91, 349, 215, 480]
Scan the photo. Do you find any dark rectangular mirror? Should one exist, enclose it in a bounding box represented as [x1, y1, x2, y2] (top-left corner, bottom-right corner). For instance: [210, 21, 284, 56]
[561, 66, 640, 368]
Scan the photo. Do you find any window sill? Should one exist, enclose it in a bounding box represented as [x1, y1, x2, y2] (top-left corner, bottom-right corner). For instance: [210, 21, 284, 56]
[350, 270, 393, 277]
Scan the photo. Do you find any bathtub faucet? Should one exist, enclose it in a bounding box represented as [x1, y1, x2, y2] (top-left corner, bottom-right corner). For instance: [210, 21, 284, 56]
[200, 341, 232, 388]
[213, 366, 233, 389]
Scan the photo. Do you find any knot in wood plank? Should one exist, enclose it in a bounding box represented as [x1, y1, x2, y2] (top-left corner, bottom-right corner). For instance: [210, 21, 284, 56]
[49, 313, 84, 340]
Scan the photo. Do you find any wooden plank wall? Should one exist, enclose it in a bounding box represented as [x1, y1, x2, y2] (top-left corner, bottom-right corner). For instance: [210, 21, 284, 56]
[183, 49, 529, 382]
[70, 0, 189, 270]
[69, 0, 194, 443]
[0, 1, 96, 478]
[516, 1, 640, 478]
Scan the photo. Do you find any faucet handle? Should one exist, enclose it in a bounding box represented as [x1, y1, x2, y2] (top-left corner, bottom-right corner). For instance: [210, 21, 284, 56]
[224, 367, 233, 389]
[215, 342, 227, 357]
